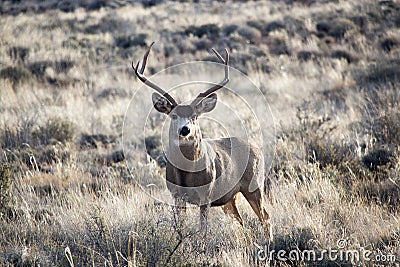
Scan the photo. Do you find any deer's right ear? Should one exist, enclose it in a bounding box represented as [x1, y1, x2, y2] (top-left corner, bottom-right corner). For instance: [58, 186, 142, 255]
[152, 92, 174, 114]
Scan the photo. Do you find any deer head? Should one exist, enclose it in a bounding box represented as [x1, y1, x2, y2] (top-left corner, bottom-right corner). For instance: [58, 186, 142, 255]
[132, 42, 229, 149]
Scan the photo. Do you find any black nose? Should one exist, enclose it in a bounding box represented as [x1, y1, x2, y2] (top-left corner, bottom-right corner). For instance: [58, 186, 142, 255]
[179, 126, 190, 137]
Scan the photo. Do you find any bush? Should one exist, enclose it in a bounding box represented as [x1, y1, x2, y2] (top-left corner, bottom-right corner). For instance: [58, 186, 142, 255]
[297, 50, 322, 61]
[184, 24, 220, 39]
[32, 117, 74, 145]
[366, 112, 400, 146]
[115, 33, 148, 48]
[80, 133, 117, 148]
[362, 147, 393, 171]
[328, 18, 357, 39]
[237, 25, 261, 44]
[0, 118, 36, 149]
[273, 227, 316, 258]
[330, 50, 357, 63]
[380, 37, 400, 52]
[267, 38, 291, 56]
[221, 24, 238, 37]
[356, 59, 400, 85]
[8, 46, 30, 62]
[28, 60, 74, 79]
[0, 66, 32, 86]
[263, 20, 286, 35]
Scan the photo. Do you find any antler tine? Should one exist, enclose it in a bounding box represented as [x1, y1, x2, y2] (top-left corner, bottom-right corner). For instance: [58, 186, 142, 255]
[191, 48, 230, 106]
[131, 42, 178, 107]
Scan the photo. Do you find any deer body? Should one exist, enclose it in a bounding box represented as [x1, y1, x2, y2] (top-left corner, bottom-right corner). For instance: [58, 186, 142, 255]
[132, 43, 272, 241]
[166, 137, 264, 207]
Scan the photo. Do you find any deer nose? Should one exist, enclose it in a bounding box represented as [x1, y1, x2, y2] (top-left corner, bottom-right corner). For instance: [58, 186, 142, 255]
[179, 126, 190, 137]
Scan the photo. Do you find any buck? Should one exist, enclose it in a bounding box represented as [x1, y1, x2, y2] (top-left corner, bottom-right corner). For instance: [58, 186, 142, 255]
[132, 42, 272, 241]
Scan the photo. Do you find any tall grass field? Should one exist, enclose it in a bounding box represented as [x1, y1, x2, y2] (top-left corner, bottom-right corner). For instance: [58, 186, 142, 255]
[0, 0, 399, 266]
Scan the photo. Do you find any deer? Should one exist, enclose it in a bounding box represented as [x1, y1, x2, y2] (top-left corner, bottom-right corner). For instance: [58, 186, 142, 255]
[131, 42, 272, 241]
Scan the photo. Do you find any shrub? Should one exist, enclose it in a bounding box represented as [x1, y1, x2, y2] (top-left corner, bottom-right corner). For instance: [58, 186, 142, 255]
[328, 18, 357, 39]
[221, 24, 238, 37]
[0, 66, 32, 86]
[366, 112, 400, 146]
[246, 20, 265, 31]
[8, 46, 30, 62]
[330, 50, 358, 63]
[380, 37, 400, 52]
[184, 24, 220, 39]
[273, 227, 316, 258]
[267, 38, 291, 56]
[297, 50, 322, 61]
[80, 133, 117, 148]
[356, 59, 400, 85]
[356, 175, 400, 212]
[192, 38, 212, 51]
[0, 118, 36, 149]
[28, 60, 74, 79]
[237, 25, 262, 44]
[316, 21, 330, 34]
[263, 20, 286, 35]
[32, 117, 74, 145]
[362, 147, 393, 171]
[114, 33, 148, 48]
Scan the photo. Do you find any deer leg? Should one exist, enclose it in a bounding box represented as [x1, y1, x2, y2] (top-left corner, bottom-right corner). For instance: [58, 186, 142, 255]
[200, 205, 209, 231]
[243, 189, 273, 242]
[222, 194, 243, 226]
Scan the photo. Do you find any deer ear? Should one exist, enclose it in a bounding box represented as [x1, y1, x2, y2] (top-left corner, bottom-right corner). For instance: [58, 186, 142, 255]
[196, 93, 217, 114]
[152, 92, 173, 114]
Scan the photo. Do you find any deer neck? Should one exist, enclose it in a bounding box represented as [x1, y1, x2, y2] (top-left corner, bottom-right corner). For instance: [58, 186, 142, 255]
[177, 135, 202, 161]
[168, 127, 208, 171]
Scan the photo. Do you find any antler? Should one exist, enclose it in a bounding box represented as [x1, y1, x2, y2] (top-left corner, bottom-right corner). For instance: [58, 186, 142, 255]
[191, 48, 230, 106]
[131, 42, 178, 107]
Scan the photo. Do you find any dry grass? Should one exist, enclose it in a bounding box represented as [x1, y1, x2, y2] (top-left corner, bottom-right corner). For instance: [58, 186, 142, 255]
[1, 0, 400, 266]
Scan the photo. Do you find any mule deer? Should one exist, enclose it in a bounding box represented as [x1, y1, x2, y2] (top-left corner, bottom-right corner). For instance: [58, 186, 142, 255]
[132, 42, 272, 241]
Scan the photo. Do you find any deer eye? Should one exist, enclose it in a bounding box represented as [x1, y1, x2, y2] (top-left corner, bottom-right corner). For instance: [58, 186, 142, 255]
[191, 115, 198, 120]
[171, 114, 178, 120]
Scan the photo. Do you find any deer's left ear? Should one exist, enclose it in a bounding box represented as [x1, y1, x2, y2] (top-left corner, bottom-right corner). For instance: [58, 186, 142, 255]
[195, 93, 217, 114]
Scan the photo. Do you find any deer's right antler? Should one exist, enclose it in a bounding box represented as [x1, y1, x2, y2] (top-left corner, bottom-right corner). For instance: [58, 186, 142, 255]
[132, 42, 178, 107]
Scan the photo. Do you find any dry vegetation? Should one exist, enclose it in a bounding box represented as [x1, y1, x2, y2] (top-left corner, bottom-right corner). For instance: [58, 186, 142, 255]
[1, 0, 400, 266]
